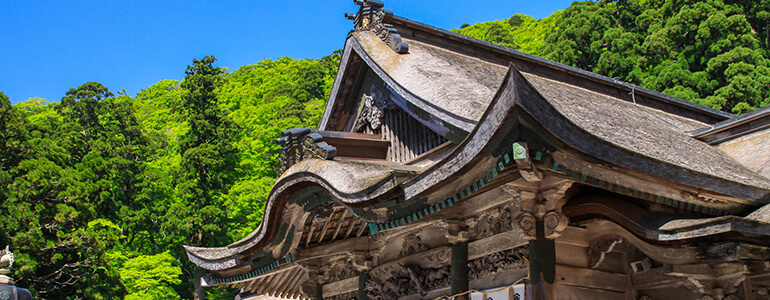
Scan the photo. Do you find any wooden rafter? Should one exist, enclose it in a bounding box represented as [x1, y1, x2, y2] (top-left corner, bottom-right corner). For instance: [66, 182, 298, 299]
[331, 209, 349, 241]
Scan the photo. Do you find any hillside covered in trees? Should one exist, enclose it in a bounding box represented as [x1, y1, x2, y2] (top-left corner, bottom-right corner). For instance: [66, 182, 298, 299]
[1, 1, 768, 299]
[0, 53, 339, 299]
[454, 0, 770, 114]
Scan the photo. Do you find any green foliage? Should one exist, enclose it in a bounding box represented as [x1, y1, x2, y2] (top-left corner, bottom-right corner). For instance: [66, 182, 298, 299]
[455, 0, 770, 113]
[119, 252, 182, 300]
[218, 52, 339, 240]
[1, 42, 338, 300]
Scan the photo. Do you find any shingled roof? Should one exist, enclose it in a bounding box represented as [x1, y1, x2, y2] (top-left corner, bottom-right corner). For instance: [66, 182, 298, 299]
[186, 7, 770, 282]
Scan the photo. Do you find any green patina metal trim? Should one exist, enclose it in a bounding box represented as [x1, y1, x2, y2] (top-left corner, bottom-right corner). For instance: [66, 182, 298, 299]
[531, 150, 728, 217]
[367, 142, 519, 234]
[211, 252, 296, 284]
[368, 139, 727, 235]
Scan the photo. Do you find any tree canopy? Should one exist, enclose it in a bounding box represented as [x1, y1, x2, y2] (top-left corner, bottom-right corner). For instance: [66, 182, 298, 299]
[1, 1, 769, 299]
[454, 0, 770, 114]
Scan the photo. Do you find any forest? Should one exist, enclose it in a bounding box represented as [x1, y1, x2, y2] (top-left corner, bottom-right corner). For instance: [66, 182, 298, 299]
[0, 0, 768, 299]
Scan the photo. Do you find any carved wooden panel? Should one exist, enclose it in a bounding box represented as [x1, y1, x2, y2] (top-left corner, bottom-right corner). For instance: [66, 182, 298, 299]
[468, 246, 528, 280]
[365, 263, 451, 299]
[466, 204, 515, 240]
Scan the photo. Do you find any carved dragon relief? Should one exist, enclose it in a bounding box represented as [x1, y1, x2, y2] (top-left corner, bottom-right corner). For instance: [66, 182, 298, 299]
[468, 246, 529, 281]
[366, 247, 452, 299]
[365, 263, 451, 299]
[345, 0, 409, 54]
[466, 204, 515, 239]
[320, 253, 369, 285]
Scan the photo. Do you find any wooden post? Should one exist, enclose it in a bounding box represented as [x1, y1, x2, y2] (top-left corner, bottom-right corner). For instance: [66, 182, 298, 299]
[194, 267, 205, 300]
[529, 220, 555, 300]
[358, 272, 370, 300]
[451, 242, 469, 300]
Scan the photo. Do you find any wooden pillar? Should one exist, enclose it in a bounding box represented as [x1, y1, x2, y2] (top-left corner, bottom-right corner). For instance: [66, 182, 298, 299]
[529, 220, 555, 300]
[451, 242, 469, 300]
[358, 272, 369, 300]
[194, 267, 205, 300]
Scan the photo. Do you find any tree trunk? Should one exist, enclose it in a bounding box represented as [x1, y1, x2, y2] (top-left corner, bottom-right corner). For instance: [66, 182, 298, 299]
[194, 267, 205, 300]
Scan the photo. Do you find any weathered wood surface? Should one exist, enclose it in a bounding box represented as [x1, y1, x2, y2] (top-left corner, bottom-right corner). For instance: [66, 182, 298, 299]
[389, 16, 731, 125]
[322, 276, 358, 298]
[554, 284, 625, 300]
[382, 105, 447, 163]
[556, 265, 627, 292]
[468, 230, 527, 260]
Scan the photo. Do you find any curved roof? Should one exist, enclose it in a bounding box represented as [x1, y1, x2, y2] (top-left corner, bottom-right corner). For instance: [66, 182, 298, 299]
[186, 13, 770, 276]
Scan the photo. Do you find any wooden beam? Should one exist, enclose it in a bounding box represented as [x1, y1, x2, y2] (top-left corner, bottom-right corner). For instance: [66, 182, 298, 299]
[273, 268, 294, 296]
[245, 277, 260, 293]
[305, 221, 317, 246]
[355, 221, 368, 237]
[332, 209, 349, 241]
[259, 273, 281, 296]
[254, 276, 271, 295]
[344, 218, 358, 238]
[322, 276, 359, 298]
[556, 265, 627, 292]
[284, 267, 306, 298]
[631, 267, 687, 290]
[317, 210, 337, 243]
[296, 236, 369, 260]
[468, 229, 527, 260]
[555, 284, 625, 300]
[451, 243, 469, 298]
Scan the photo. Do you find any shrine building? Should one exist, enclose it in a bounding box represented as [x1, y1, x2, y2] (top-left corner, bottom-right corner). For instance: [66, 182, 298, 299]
[184, 1, 770, 299]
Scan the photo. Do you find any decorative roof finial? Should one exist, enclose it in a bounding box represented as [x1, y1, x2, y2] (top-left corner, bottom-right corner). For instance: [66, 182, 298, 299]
[345, 0, 409, 54]
[276, 128, 337, 176]
[0, 246, 13, 275]
[0, 246, 15, 286]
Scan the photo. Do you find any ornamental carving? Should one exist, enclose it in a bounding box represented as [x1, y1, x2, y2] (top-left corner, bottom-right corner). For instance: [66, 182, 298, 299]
[346, 0, 409, 54]
[587, 236, 624, 268]
[352, 88, 393, 133]
[468, 246, 529, 280]
[277, 128, 337, 175]
[365, 263, 450, 299]
[467, 205, 514, 239]
[322, 257, 355, 283]
[400, 233, 428, 257]
[508, 180, 574, 239]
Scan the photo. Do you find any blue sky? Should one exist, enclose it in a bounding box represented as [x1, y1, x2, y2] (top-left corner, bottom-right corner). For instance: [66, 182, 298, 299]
[1, 0, 573, 104]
